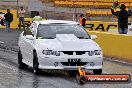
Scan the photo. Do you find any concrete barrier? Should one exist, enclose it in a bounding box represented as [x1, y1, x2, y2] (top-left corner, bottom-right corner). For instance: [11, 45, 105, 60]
[0, 10, 34, 29]
[0, 10, 18, 29]
[0, 9, 47, 29]
[88, 31, 132, 62]
[0, 17, 33, 29]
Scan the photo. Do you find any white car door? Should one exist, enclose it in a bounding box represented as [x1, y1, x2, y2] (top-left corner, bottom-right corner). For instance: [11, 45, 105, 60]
[19, 33, 28, 61]
[24, 34, 34, 65]
[20, 28, 35, 66]
[25, 23, 38, 65]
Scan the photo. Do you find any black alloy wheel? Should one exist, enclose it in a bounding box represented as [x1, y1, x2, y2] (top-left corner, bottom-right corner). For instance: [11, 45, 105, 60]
[33, 52, 41, 75]
[18, 48, 28, 69]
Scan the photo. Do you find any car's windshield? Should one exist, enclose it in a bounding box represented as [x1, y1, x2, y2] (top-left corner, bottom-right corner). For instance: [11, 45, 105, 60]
[37, 24, 90, 39]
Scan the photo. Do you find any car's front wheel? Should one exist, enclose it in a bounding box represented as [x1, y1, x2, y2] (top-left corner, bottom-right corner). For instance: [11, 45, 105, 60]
[18, 48, 28, 69]
[33, 51, 41, 75]
[93, 69, 102, 74]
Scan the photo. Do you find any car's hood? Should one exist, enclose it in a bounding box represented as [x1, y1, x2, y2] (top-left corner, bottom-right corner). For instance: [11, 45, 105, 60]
[37, 34, 101, 51]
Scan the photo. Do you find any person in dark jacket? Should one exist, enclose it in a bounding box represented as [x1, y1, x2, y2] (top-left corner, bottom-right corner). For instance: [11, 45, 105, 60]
[4, 9, 13, 32]
[111, 4, 132, 34]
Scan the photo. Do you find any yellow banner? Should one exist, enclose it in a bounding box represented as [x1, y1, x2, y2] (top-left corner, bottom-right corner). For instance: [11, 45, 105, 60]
[86, 21, 118, 32]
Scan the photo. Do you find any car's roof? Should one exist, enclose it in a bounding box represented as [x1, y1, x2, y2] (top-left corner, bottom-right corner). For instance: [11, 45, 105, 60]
[33, 20, 79, 25]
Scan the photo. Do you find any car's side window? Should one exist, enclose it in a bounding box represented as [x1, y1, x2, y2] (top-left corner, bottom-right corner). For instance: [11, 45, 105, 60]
[26, 29, 32, 35]
[23, 25, 33, 36]
[23, 30, 32, 36]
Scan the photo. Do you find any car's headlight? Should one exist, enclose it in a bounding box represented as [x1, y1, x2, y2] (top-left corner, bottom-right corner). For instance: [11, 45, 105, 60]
[88, 50, 102, 56]
[42, 50, 60, 56]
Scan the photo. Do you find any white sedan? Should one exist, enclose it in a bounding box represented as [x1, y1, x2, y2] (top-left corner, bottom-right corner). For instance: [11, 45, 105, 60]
[18, 20, 103, 75]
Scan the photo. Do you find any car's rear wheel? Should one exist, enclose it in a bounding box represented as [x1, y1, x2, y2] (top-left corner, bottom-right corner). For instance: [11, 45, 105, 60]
[93, 69, 102, 74]
[33, 51, 41, 75]
[18, 48, 28, 69]
[67, 70, 78, 77]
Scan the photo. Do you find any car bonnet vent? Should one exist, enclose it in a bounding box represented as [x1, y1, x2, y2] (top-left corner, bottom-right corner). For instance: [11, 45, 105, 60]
[56, 34, 78, 42]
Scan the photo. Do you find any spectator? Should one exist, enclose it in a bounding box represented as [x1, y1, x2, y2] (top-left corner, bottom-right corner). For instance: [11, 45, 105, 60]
[113, 1, 119, 8]
[111, 4, 132, 34]
[79, 14, 86, 28]
[4, 9, 13, 32]
[33, 12, 42, 21]
[18, 7, 25, 30]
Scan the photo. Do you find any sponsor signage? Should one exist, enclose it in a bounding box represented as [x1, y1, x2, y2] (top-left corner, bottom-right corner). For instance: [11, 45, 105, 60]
[77, 67, 131, 85]
[85, 74, 131, 83]
[0, 13, 4, 26]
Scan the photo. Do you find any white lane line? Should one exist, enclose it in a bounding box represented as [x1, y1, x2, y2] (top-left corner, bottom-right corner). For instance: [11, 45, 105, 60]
[0, 41, 4, 44]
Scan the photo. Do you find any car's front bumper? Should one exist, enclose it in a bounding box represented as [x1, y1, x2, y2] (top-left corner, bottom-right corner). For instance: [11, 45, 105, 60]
[38, 65, 103, 70]
[38, 55, 103, 70]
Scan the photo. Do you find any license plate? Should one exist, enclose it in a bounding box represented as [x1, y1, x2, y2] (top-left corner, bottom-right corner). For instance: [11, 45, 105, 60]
[68, 58, 82, 63]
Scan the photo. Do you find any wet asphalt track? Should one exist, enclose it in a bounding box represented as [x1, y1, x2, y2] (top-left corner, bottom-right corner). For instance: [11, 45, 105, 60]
[0, 29, 132, 88]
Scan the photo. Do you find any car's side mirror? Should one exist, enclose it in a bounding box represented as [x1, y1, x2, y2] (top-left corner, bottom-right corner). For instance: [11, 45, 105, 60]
[91, 35, 97, 40]
[26, 35, 34, 40]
